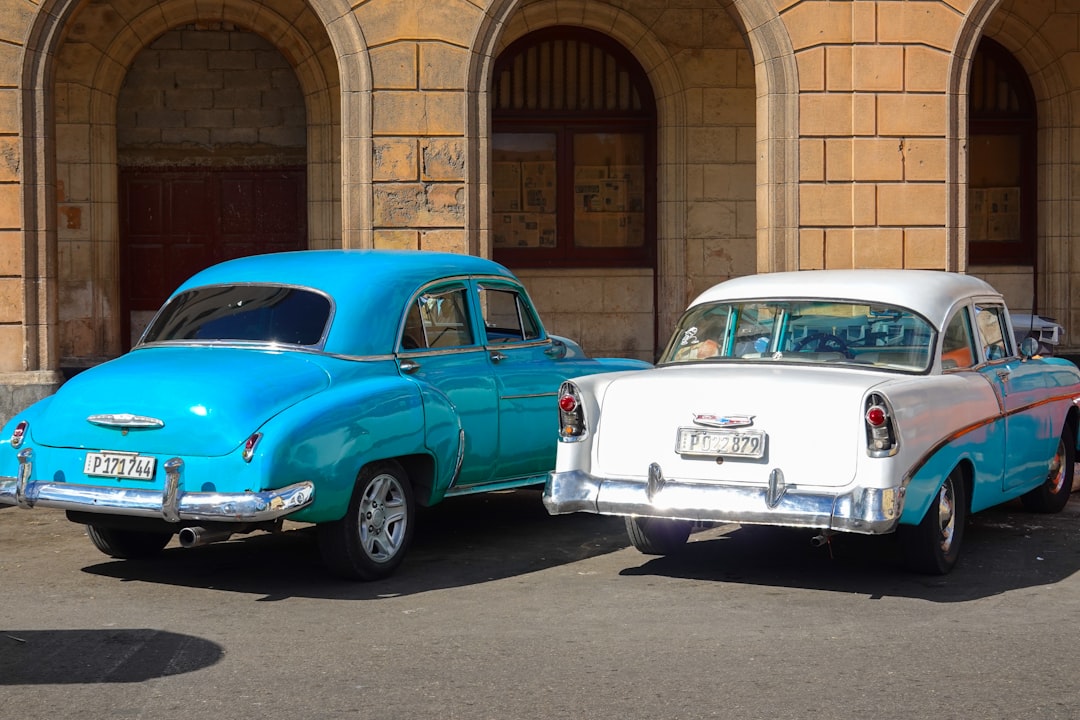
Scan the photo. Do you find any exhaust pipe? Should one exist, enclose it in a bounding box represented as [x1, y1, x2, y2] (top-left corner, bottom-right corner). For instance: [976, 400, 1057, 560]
[178, 526, 234, 548]
[810, 532, 833, 547]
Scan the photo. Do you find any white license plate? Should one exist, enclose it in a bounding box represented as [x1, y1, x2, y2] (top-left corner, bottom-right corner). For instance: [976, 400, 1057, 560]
[83, 451, 157, 481]
[675, 428, 766, 458]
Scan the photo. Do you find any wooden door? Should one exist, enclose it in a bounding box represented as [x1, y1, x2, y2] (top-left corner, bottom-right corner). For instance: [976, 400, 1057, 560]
[119, 167, 306, 348]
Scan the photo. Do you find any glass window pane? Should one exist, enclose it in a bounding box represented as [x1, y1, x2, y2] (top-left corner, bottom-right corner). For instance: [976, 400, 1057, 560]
[417, 287, 474, 348]
[492, 133, 557, 250]
[573, 133, 645, 249]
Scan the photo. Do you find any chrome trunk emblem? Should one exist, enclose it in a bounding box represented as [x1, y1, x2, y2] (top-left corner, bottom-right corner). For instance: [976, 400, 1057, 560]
[87, 413, 165, 429]
[692, 413, 754, 429]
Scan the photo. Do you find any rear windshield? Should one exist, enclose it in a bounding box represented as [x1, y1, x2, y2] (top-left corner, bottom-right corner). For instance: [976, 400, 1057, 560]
[141, 285, 332, 347]
[660, 300, 935, 373]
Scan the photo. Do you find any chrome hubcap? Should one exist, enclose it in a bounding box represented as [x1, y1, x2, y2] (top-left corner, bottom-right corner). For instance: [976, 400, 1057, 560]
[1047, 439, 1067, 495]
[936, 481, 956, 553]
[358, 473, 407, 562]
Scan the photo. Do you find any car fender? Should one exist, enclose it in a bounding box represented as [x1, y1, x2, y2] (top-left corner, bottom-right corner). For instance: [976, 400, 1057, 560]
[245, 373, 448, 524]
[0, 395, 55, 476]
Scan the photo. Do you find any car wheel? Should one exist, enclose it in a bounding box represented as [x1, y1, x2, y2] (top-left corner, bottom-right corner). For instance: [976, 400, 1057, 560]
[319, 460, 415, 581]
[1021, 428, 1075, 513]
[624, 516, 692, 555]
[85, 525, 172, 559]
[899, 468, 966, 575]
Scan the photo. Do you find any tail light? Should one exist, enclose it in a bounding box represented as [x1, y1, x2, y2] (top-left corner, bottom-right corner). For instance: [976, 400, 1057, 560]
[557, 382, 586, 441]
[10, 420, 27, 449]
[864, 393, 898, 457]
[242, 432, 263, 462]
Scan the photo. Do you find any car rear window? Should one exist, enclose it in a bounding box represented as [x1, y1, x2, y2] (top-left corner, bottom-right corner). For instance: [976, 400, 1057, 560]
[141, 285, 332, 347]
[660, 299, 935, 373]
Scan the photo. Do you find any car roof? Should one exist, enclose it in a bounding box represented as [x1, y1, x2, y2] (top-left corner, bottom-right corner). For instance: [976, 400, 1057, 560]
[690, 270, 1002, 329]
[173, 250, 519, 356]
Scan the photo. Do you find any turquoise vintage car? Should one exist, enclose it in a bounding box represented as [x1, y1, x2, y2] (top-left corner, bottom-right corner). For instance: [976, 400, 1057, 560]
[0, 250, 649, 580]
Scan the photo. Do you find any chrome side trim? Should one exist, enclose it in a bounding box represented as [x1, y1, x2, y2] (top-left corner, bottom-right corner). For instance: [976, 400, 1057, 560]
[0, 458, 314, 523]
[543, 469, 905, 535]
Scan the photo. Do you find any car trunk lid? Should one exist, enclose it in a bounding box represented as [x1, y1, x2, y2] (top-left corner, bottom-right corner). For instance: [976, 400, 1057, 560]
[592, 364, 886, 489]
[32, 346, 330, 457]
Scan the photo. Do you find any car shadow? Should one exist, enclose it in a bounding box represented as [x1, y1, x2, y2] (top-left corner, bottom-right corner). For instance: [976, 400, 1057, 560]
[80, 489, 630, 600]
[620, 499, 1080, 602]
[0, 629, 223, 684]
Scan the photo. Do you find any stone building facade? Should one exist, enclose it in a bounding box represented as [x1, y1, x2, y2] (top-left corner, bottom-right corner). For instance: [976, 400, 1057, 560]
[0, 0, 1076, 422]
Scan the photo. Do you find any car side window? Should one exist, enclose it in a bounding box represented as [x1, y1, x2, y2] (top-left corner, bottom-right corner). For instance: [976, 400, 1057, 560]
[478, 286, 541, 344]
[973, 304, 1011, 360]
[941, 309, 976, 369]
[401, 286, 475, 350]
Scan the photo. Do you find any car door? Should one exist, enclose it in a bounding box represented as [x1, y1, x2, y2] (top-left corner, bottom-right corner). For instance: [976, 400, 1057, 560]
[474, 280, 566, 481]
[398, 282, 499, 487]
[972, 301, 1053, 492]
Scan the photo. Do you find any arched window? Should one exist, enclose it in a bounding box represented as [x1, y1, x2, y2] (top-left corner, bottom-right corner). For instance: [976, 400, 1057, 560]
[968, 38, 1036, 266]
[491, 27, 657, 267]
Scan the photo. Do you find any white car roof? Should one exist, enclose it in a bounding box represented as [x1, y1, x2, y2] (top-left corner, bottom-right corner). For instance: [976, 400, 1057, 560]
[690, 270, 1001, 329]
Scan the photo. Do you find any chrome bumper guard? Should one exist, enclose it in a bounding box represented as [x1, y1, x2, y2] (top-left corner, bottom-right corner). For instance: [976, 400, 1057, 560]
[543, 466, 905, 535]
[0, 449, 314, 523]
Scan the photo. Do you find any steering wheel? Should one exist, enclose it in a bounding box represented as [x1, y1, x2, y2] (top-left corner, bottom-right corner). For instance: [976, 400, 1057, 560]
[794, 332, 852, 357]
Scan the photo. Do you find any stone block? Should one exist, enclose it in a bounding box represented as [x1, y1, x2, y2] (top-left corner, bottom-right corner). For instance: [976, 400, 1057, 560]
[795, 47, 825, 92]
[878, 94, 946, 136]
[824, 228, 854, 269]
[0, 325, 23, 373]
[0, 277, 20, 322]
[687, 201, 737, 239]
[675, 48, 740, 89]
[853, 228, 903, 268]
[851, 138, 904, 182]
[701, 163, 755, 201]
[684, 127, 737, 164]
[853, 46, 903, 92]
[878, 184, 947, 227]
[653, 9, 704, 50]
[800, 94, 851, 136]
[0, 183, 19, 228]
[420, 43, 467, 91]
[373, 138, 419, 182]
[0, 231, 22, 276]
[373, 92, 464, 136]
[903, 228, 947, 269]
[825, 138, 853, 182]
[373, 229, 419, 249]
[800, 184, 853, 226]
[803, 139, 825, 181]
[904, 46, 950, 93]
[421, 138, 465, 181]
[826, 46, 852, 92]
[420, 229, 466, 254]
[799, 228, 825, 269]
[702, 87, 755, 126]
[372, 182, 465, 226]
[371, 43, 417, 90]
[901, 138, 946, 182]
[783, 2, 852, 49]
[878, 3, 962, 51]
[355, 0, 482, 47]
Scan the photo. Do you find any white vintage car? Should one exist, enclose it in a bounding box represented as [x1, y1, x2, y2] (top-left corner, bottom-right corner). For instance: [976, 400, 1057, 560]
[543, 270, 1080, 574]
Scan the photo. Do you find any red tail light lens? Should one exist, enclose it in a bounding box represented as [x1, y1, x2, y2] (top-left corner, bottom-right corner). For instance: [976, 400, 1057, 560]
[864, 394, 897, 457]
[557, 383, 586, 440]
[242, 432, 262, 462]
[10, 420, 27, 449]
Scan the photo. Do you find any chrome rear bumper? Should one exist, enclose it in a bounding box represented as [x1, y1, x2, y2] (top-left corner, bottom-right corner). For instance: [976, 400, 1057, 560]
[543, 465, 905, 535]
[0, 448, 314, 523]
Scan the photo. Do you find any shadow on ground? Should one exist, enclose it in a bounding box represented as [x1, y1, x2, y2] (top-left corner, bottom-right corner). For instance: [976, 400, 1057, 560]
[0, 629, 222, 684]
[621, 498, 1080, 602]
[80, 488, 628, 600]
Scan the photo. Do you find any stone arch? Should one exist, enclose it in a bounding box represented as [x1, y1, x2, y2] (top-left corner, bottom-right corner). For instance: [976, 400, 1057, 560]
[949, 0, 1073, 319]
[21, 0, 369, 366]
[467, 0, 797, 336]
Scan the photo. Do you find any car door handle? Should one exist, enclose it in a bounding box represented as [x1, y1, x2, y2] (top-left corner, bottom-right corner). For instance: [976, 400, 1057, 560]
[490, 351, 507, 363]
[399, 359, 420, 374]
[996, 368, 1012, 381]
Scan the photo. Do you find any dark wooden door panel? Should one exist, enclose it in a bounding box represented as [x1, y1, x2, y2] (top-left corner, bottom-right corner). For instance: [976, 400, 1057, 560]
[119, 167, 306, 349]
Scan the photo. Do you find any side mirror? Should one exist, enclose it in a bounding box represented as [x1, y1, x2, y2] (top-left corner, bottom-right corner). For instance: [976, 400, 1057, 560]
[1019, 336, 1040, 359]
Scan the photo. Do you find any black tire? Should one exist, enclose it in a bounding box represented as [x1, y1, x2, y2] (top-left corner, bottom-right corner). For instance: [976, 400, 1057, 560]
[899, 467, 966, 575]
[319, 460, 415, 581]
[85, 525, 172, 559]
[625, 516, 692, 555]
[1021, 427, 1075, 513]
